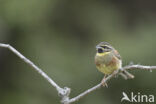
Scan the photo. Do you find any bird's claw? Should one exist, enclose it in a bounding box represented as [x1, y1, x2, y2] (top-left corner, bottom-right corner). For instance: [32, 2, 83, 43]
[101, 77, 108, 87]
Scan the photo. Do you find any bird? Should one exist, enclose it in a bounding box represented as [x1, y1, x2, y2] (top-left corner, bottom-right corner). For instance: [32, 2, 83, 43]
[95, 42, 122, 86]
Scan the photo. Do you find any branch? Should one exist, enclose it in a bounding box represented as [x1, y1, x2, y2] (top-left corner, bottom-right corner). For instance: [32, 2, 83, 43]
[0, 43, 156, 104]
[123, 65, 156, 71]
[0, 43, 70, 103]
[68, 73, 115, 103]
[67, 65, 156, 103]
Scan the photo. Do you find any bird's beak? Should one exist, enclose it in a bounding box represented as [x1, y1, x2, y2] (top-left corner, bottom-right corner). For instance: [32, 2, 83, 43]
[96, 46, 101, 50]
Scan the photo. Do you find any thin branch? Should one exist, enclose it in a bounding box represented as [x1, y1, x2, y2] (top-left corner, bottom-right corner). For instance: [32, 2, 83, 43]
[67, 65, 156, 103]
[0, 43, 69, 97]
[68, 73, 115, 103]
[1, 43, 156, 104]
[123, 65, 156, 71]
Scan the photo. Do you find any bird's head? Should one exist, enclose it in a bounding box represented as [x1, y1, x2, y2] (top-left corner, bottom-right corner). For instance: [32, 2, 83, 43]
[96, 42, 114, 55]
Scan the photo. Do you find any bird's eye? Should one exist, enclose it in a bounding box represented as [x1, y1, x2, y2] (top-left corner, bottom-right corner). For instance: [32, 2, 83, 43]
[98, 48, 103, 53]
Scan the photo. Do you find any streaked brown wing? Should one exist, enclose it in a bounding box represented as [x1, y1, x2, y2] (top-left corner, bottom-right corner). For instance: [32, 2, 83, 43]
[113, 50, 121, 60]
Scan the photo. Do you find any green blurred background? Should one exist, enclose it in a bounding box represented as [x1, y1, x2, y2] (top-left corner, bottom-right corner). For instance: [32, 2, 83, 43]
[0, 0, 156, 104]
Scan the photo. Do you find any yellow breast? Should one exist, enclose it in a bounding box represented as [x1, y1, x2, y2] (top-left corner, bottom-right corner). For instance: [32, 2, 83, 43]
[95, 52, 122, 75]
[96, 61, 121, 74]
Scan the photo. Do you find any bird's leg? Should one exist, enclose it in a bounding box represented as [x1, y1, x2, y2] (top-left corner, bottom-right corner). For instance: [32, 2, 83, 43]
[112, 70, 119, 78]
[101, 75, 108, 87]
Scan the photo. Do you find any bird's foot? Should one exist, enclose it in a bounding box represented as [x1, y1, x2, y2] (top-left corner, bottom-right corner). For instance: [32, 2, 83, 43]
[112, 70, 119, 78]
[101, 75, 108, 87]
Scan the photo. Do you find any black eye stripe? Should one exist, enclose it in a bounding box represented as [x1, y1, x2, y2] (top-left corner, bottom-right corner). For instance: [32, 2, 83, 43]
[101, 46, 110, 49]
[98, 48, 103, 53]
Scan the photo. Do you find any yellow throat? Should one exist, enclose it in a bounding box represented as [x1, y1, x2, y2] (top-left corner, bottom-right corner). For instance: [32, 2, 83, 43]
[96, 51, 110, 56]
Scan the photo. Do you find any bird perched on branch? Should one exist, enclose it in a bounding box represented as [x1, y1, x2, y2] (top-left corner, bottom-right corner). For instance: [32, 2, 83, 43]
[95, 42, 122, 86]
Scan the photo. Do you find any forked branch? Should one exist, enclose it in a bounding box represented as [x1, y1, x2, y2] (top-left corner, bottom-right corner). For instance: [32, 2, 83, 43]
[67, 65, 156, 103]
[0, 43, 155, 104]
[0, 43, 70, 101]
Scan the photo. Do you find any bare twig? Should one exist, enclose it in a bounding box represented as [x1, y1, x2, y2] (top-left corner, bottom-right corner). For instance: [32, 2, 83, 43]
[0, 43, 156, 104]
[123, 65, 156, 71]
[67, 65, 156, 103]
[0, 43, 70, 102]
[68, 73, 115, 103]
